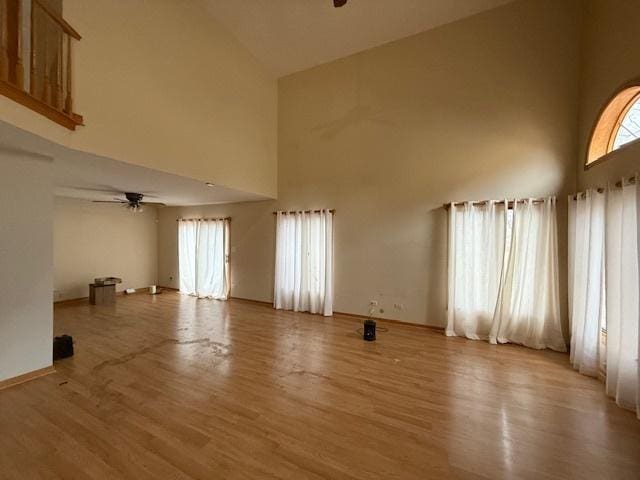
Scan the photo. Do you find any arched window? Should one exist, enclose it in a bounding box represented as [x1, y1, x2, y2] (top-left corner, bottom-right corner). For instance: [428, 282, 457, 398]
[611, 94, 640, 150]
[587, 84, 640, 166]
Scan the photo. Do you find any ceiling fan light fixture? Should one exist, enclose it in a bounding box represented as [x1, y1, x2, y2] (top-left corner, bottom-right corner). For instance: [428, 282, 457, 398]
[333, 0, 347, 7]
[127, 203, 144, 213]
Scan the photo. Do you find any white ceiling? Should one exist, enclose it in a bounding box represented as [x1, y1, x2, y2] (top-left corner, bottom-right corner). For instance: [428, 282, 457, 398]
[203, 0, 514, 77]
[51, 155, 269, 206]
[0, 120, 270, 206]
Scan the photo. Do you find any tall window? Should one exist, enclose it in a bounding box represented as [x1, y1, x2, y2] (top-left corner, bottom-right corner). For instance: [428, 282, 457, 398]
[568, 177, 639, 417]
[274, 210, 334, 316]
[587, 84, 640, 166]
[446, 198, 566, 351]
[178, 218, 230, 300]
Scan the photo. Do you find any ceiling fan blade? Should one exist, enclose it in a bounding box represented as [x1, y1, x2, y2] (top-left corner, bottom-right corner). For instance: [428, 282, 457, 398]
[60, 185, 122, 194]
[92, 200, 128, 204]
[140, 202, 167, 207]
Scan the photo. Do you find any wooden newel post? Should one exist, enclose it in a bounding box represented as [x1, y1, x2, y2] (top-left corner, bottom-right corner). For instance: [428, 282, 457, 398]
[14, 0, 23, 88]
[55, 28, 62, 109]
[64, 33, 71, 113]
[0, 0, 9, 81]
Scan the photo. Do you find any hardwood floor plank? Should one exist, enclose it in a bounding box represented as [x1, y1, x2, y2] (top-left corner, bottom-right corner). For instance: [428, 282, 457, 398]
[0, 292, 638, 479]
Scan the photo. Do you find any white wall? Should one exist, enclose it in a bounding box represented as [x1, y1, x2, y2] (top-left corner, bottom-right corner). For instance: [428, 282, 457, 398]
[0, 150, 53, 382]
[159, 0, 581, 332]
[53, 197, 158, 301]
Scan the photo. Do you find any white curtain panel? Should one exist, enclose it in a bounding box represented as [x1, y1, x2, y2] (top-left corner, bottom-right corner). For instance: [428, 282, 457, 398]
[274, 210, 334, 316]
[568, 177, 639, 418]
[446, 200, 507, 339]
[178, 219, 230, 300]
[178, 220, 197, 295]
[605, 179, 639, 416]
[447, 197, 566, 352]
[568, 190, 606, 377]
[491, 198, 567, 351]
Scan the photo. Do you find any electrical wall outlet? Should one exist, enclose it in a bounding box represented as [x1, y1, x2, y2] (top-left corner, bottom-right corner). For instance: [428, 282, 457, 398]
[394, 303, 404, 310]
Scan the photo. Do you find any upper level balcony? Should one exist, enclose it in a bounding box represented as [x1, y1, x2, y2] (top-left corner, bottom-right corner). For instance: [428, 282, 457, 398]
[0, 0, 82, 130]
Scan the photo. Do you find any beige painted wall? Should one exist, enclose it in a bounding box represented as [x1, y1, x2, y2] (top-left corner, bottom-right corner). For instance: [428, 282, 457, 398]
[158, 0, 581, 329]
[0, 0, 278, 197]
[158, 201, 275, 302]
[54, 197, 158, 301]
[0, 150, 53, 382]
[578, 0, 640, 188]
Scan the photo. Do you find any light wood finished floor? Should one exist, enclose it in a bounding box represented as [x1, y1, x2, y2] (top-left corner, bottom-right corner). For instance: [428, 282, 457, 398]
[1, 293, 639, 479]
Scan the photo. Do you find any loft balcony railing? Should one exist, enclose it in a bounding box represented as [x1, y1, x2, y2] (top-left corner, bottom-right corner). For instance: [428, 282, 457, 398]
[0, 0, 82, 130]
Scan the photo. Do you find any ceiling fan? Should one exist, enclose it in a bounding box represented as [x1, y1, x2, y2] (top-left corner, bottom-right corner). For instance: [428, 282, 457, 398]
[93, 192, 166, 212]
[333, 0, 348, 7]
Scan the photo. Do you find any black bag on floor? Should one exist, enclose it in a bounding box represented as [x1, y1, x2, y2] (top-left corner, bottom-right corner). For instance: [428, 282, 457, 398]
[53, 335, 74, 360]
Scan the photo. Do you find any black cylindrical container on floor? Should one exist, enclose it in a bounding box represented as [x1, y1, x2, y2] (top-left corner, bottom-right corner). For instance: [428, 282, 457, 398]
[53, 335, 74, 360]
[363, 319, 376, 341]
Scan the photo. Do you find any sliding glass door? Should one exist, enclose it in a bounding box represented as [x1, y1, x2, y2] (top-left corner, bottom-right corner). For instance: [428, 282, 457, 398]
[178, 218, 230, 300]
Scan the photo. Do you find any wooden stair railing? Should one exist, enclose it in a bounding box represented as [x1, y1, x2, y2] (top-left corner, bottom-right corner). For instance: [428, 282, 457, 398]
[0, 0, 82, 130]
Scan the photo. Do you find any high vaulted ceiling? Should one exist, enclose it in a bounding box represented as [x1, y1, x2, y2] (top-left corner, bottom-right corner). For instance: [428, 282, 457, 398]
[203, 0, 514, 77]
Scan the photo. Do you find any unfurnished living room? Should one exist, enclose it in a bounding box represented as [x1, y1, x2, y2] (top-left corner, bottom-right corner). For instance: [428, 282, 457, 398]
[0, 0, 639, 478]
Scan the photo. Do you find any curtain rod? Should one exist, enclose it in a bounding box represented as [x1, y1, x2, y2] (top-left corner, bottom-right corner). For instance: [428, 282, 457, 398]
[443, 198, 549, 210]
[272, 209, 336, 215]
[571, 174, 637, 200]
[176, 217, 231, 222]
